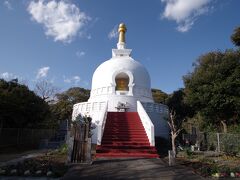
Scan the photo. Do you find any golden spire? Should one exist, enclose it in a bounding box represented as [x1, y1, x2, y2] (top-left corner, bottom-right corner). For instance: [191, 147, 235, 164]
[118, 23, 127, 43]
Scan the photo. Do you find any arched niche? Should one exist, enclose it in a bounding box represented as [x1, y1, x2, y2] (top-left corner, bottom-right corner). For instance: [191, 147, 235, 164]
[115, 72, 129, 91]
[112, 70, 134, 95]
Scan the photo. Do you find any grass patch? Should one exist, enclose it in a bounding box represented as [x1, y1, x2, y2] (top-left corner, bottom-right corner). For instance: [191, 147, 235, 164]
[177, 150, 240, 178]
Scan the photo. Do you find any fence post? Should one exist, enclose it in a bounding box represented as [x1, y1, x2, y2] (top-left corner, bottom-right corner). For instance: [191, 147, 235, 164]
[217, 133, 220, 152]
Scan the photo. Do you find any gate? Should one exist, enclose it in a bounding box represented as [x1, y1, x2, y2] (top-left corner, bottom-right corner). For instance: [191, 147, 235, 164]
[70, 117, 92, 163]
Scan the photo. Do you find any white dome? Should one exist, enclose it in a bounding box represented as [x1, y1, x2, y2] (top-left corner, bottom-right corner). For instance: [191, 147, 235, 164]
[91, 56, 151, 90]
[88, 28, 154, 111]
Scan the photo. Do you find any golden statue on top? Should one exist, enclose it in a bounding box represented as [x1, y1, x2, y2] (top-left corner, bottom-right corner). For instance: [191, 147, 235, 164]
[118, 23, 127, 43]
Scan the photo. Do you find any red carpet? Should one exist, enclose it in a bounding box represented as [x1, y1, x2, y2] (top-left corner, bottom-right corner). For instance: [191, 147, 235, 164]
[96, 112, 158, 158]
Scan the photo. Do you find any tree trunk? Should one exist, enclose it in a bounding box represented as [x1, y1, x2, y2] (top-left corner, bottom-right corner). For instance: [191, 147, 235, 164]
[171, 134, 176, 158]
[221, 120, 227, 133]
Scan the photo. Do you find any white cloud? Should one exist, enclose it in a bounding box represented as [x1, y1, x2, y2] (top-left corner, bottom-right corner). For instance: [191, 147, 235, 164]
[0, 72, 26, 83]
[161, 0, 212, 32]
[76, 51, 85, 58]
[73, 76, 81, 84]
[63, 77, 71, 83]
[87, 34, 92, 39]
[63, 75, 81, 85]
[4, 0, 13, 10]
[36, 66, 50, 79]
[0, 72, 16, 80]
[27, 0, 90, 43]
[108, 25, 118, 39]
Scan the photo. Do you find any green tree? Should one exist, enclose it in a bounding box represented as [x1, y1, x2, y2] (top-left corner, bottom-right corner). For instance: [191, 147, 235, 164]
[50, 87, 90, 122]
[231, 26, 240, 47]
[0, 79, 51, 128]
[183, 50, 240, 132]
[151, 88, 168, 104]
[166, 89, 194, 121]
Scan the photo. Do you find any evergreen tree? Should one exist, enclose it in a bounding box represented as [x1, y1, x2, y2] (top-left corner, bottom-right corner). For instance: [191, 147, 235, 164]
[0, 79, 51, 128]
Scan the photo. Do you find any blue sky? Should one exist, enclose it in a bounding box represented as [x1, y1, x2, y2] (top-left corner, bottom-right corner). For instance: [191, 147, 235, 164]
[0, 0, 239, 94]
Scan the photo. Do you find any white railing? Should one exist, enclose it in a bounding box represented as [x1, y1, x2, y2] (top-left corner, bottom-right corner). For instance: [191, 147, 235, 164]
[97, 102, 108, 145]
[137, 101, 155, 146]
[72, 101, 107, 121]
[90, 86, 152, 98]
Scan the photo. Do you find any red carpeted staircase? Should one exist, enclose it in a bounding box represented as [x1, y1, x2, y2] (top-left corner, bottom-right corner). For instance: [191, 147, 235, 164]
[96, 112, 159, 158]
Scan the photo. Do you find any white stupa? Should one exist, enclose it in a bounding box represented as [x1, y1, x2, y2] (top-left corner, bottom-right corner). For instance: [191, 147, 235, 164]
[72, 23, 169, 146]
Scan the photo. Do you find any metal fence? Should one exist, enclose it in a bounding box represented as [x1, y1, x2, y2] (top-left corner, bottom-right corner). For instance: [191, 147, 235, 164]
[0, 128, 56, 148]
[182, 132, 240, 154]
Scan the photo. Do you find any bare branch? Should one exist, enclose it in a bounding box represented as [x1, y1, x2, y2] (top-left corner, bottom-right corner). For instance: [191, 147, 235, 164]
[167, 109, 183, 158]
[34, 79, 59, 103]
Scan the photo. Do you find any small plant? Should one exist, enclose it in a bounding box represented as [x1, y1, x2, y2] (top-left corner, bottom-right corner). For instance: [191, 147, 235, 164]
[236, 172, 240, 177]
[58, 143, 68, 155]
[210, 164, 218, 174]
[185, 148, 194, 158]
[219, 166, 230, 177]
[75, 114, 94, 138]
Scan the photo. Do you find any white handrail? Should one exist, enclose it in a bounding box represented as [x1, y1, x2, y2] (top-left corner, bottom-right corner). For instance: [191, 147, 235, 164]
[137, 101, 155, 146]
[97, 102, 108, 145]
[72, 101, 108, 145]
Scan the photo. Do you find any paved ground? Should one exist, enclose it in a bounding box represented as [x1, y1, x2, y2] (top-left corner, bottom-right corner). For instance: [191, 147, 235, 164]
[62, 158, 205, 180]
[0, 177, 58, 180]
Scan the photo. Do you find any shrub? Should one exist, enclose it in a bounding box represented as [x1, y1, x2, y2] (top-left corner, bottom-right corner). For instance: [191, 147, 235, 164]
[219, 166, 231, 174]
[58, 143, 68, 155]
